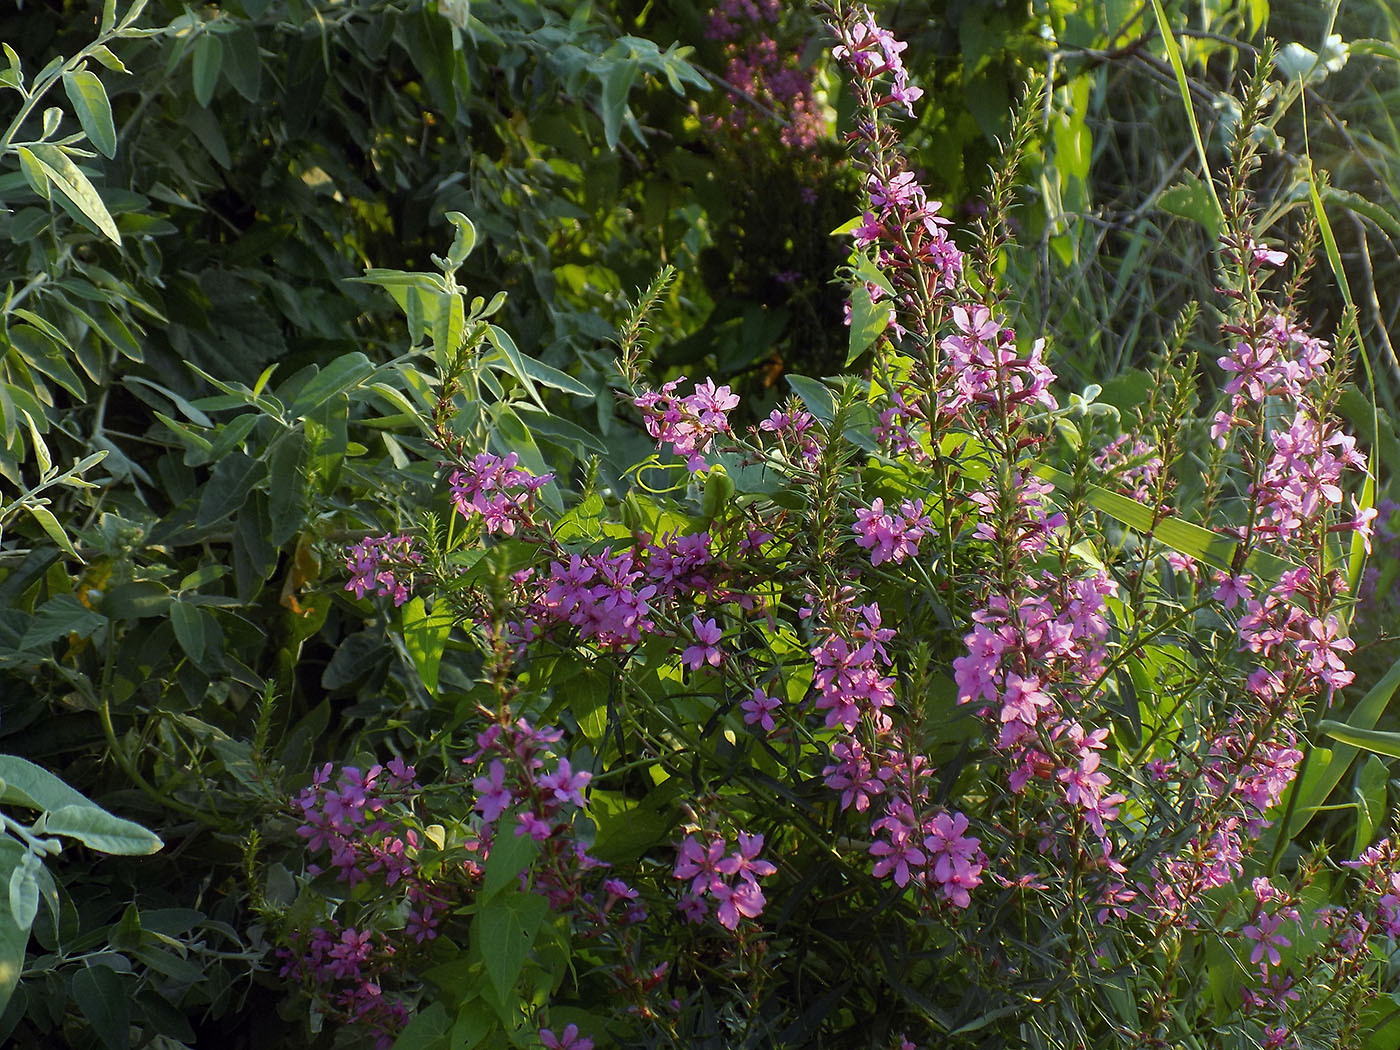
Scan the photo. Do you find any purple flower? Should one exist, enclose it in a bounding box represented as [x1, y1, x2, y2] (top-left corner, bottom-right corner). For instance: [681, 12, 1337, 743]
[1242, 911, 1292, 969]
[540, 1024, 594, 1050]
[741, 685, 782, 733]
[682, 615, 723, 671]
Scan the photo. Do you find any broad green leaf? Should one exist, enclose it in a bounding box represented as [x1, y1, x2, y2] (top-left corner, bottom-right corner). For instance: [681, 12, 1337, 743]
[15, 147, 49, 200]
[1355, 753, 1388, 855]
[288, 353, 375, 416]
[0, 843, 30, 1016]
[7, 853, 38, 931]
[480, 815, 539, 903]
[222, 26, 262, 101]
[432, 290, 465, 361]
[26, 144, 120, 244]
[196, 451, 266, 527]
[846, 285, 888, 365]
[485, 325, 541, 407]
[402, 596, 453, 696]
[1032, 464, 1295, 580]
[169, 600, 207, 665]
[392, 1001, 450, 1050]
[42, 804, 163, 855]
[20, 594, 104, 649]
[11, 324, 84, 397]
[192, 33, 222, 107]
[600, 60, 637, 149]
[0, 755, 96, 812]
[786, 374, 836, 425]
[267, 431, 308, 547]
[1317, 720, 1400, 760]
[512, 354, 592, 399]
[62, 70, 117, 158]
[1281, 653, 1400, 841]
[476, 887, 548, 1000]
[1157, 173, 1220, 237]
[89, 46, 128, 74]
[444, 211, 477, 269]
[490, 403, 561, 512]
[24, 504, 81, 561]
[71, 964, 131, 1050]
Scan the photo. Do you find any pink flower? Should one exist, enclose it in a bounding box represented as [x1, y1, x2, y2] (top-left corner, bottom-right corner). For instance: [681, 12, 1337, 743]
[741, 685, 782, 732]
[540, 1024, 594, 1050]
[682, 615, 723, 671]
[1242, 911, 1291, 969]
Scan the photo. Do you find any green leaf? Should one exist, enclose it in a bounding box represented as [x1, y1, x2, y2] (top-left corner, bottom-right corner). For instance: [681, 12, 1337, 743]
[443, 211, 477, 269]
[432, 291, 465, 362]
[288, 353, 375, 416]
[476, 888, 548, 1000]
[490, 403, 561, 512]
[1032, 464, 1295, 580]
[10, 324, 84, 397]
[392, 1001, 450, 1050]
[484, 325, 541, 407]
[600, 60, 637, 149]
[1282, 653, 1400, 841]
[169, 600, 207, 665]
[1355, 754, 1388, 855]
[511, 354, 592, 399]
[62, 70, 117, 159]
[196, 451, 266, 527]
[0, 755, 96, 812]
[786, 375, 836, 425]
[266, 432, 308, 547]
[20, 594, 104, 649]
[402, 597, 453, 696]
[1146, 0, 1224, 226]
[1157, 173, 1220, 237]
[25, 144, 121, 244]
[24, 504, 81, 562]
[15, 146, 48, 199]
[0, 844, 29, 1017]
[7, 854, 38, 931]
[845, 284, 888, 365]
[479, 815, 539, 903]
[1317, 720, 1400, 760]
[221, 26, 262, 101]
[42, 804, 163, 855]
[72, 965, 131, 1050]
[192, 33, 222, 107]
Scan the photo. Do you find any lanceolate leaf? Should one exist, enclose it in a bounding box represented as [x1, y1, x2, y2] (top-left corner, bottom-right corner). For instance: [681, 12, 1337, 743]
[1316, 720, 1400, 760]
[41, 804, 164, 855]
[1280, 653, 1400, 841]
[25, 144, 121, 244]
[62, 69, 118, 158]
[1032, 464, 1295, 580]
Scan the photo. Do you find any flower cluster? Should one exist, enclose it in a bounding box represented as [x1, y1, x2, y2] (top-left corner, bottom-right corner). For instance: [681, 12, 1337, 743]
[703, 0, 825, 150]
[853, 496, 930, 566]
[278, 924, 409, 1050]
[634, 377, 739, 472]
[673, 829, 777, 929]
[1092, 434, 1163, 503]
[448, 451, 552, 535]
[758, 403, 821, 463]
[345, 534, 421, 606]
[830, 6, 922, 115]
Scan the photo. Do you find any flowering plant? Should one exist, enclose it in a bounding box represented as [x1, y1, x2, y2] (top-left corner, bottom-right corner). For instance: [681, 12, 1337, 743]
[266, 6, 1400, 1049]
